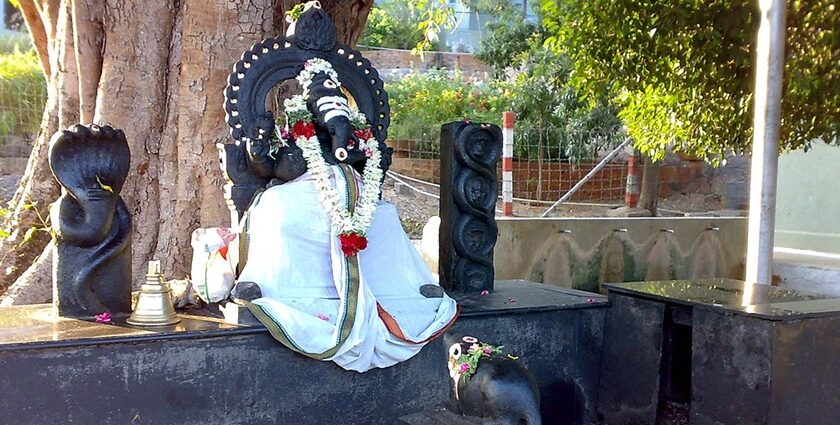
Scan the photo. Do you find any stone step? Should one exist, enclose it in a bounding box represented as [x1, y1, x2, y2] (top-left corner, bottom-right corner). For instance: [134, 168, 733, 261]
[400, 407, 486, 424]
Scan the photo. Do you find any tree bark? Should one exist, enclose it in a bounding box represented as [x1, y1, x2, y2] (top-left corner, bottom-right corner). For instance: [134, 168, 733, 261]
[638, 155, 661, 216]
[0, 0, 373, 302]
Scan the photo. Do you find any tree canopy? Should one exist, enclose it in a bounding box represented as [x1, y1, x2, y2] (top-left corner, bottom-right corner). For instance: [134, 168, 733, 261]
[541, 0, 840, 162]
[475, 7, 539, 75]
[360, 1, 438, 50]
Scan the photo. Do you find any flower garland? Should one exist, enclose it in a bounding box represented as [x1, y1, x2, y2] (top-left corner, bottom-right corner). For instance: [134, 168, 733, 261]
[294, 126, 382, 256]
[280, 58, 384, 257]
[297, 58, 341, 98]
[448, 336, 504, 384]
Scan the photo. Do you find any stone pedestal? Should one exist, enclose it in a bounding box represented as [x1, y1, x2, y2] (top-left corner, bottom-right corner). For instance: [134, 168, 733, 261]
[599, 279, 840, 425]
[0, 281, 606, 425]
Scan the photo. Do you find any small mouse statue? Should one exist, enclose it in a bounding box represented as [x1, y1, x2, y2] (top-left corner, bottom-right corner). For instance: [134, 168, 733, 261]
[446, 334, 542, 425]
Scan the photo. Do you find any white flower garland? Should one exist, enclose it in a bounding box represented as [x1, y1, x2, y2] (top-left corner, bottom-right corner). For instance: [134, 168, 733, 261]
[279, 57, 384, 242]
[282, 95, 309, 123]
[297, 58, 341, 98]
[297, 134, 383, 236]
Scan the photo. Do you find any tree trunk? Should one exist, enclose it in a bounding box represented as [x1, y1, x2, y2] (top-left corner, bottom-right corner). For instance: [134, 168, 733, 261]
[0, 0, 373, 303]
[639, 155, 661, 216]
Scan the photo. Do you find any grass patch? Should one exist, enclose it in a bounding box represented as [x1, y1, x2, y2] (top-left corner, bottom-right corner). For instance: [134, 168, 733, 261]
[0, 32, 46, 140]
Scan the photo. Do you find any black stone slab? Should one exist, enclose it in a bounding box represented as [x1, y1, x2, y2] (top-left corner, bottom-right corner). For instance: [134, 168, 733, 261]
[0, 280, 607, 425]
[0, 305, 245, 351]
[400, 407, 484, 424]
[455, 279, 607, 317]
[601, 279, 840, 425]
[605, 278, 840, 320]
[450, 280, 607, 425]
[690, 308, 773, 425]
[597, 294, 665, 425]
[0, 307, 448, 425]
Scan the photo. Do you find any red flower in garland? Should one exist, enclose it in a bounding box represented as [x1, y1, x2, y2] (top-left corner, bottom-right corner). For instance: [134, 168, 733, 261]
[292, 120, 316, 139]
[339, 232, 368, 257]
[354, 128, 374, 140]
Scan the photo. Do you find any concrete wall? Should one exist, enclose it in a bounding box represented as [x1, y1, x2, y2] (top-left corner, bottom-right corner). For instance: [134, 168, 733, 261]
[362, 50, 492, 76]
[775, 143, 840, 255]
[494, 217, 748, 292]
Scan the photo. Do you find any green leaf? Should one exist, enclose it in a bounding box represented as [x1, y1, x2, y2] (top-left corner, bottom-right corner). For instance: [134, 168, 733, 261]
[20, 226, 37, 246]
[96, 175, 114, 193]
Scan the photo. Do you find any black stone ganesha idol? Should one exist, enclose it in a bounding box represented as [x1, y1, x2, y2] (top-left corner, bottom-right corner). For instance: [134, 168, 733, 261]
[49, 124, 132, 318]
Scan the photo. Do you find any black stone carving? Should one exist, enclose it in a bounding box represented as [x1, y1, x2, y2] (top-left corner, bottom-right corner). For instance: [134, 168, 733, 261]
[306, 72, 367, 169]
[445, 334, 542, 424]
[220, 5, 393, 224]
[49, 124, 132, 317]
[439, 121, 502, 293]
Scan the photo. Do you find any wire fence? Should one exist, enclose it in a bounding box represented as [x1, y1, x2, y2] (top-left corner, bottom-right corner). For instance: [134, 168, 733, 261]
[382, 122, 736, 235]
[0, 31, 45, 182]
[388, 125, 630, 204]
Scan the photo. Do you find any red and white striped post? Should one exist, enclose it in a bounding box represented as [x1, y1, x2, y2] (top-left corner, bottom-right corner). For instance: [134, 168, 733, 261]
[502, 111, 515, 216]
[624, 152, 641, 208]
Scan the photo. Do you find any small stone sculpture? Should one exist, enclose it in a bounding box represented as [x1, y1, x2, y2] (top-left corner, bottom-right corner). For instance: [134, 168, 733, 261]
[49, 124, 132, 317]
[446, 334, 542, 424]
[439, 121, 503, 292]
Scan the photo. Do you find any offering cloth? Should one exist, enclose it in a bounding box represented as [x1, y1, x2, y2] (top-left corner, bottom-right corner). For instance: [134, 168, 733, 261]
[237, 165, 459, 372]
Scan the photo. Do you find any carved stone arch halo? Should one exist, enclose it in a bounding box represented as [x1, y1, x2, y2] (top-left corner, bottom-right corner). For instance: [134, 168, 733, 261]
[219, 5, 393, 223]
[223, 40, 391, 144]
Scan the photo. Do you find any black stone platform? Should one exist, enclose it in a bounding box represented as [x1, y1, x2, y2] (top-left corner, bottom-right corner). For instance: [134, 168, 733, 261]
[0, 280, 606, 425]
[599, 279, 840, 425]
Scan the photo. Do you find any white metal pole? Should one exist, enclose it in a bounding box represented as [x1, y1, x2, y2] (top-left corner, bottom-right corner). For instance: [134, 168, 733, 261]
[746, 0, 786, 284]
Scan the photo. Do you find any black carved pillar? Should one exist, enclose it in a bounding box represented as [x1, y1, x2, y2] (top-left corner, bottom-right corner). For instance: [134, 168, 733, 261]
[49, 124, 133, 317]
[439, 121, 502, 292]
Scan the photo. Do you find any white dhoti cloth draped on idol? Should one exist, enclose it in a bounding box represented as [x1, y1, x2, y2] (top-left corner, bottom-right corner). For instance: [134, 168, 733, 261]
[237, 166, 459, 372]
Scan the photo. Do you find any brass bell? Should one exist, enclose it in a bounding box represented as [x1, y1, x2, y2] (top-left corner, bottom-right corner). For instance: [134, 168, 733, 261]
[127, 260, 181, 326]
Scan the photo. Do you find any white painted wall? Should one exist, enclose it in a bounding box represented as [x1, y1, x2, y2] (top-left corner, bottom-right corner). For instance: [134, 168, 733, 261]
[775, 143, 840, 255]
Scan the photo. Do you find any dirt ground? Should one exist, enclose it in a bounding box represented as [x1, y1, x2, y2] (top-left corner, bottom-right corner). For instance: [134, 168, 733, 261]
[381, 175, 724, 238]
[0, 175, 17, 206]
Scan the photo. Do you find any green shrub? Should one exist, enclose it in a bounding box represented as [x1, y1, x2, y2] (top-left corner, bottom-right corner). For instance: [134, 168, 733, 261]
[386, 70, 509, 156]
[504, 49, 625, 162]
[385, 61, 624, 162]
[0, 32, 33, 55]
[0, 35, 46, 139]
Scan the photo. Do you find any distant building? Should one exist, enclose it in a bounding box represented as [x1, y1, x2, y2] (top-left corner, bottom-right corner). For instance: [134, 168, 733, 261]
[773, 141, 840, 295]
[372, 0, 538, 53]
[441, 0, 538, 53]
